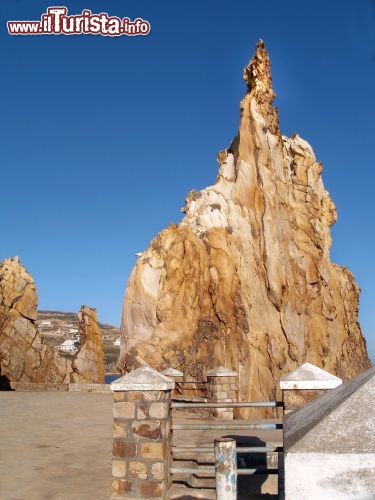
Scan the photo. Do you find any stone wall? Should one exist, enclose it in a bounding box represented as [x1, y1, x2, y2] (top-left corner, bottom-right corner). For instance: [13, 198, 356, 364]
[207, 367, 237, 419]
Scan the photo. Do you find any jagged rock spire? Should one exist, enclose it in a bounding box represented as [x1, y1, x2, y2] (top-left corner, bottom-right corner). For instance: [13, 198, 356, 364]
[118, 41, 371, 415]
[238, 39, 280, 149]
[243, 39, 275, 104]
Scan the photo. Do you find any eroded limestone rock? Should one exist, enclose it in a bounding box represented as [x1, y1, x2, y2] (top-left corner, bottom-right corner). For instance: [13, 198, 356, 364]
[118, 41, 371, 406]
[0, 257, 104, 385]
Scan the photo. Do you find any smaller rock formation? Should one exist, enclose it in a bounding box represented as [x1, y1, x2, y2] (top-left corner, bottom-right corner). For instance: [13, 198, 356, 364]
[36, 310, 120, 373]
[0, 256, 105, 385]
[72, 306, 105, 384]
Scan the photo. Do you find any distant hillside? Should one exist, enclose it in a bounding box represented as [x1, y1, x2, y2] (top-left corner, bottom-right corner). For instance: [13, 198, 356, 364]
[37, 310, 121, 373]
[37, 310, 120, 335]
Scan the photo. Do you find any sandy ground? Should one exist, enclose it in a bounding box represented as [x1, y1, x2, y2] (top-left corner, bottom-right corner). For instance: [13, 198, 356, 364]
[0, 392, 113, 500]
[0, 392, 282, 500]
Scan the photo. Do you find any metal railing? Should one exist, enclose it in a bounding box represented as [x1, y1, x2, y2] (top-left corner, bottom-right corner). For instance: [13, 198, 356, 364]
[170, 399, 284, 494]
[172, 401, 284, 408]
[172, 421, 282, 430]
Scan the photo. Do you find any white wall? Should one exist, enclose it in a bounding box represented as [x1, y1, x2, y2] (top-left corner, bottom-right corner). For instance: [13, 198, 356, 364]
[285, 452, 375, 500]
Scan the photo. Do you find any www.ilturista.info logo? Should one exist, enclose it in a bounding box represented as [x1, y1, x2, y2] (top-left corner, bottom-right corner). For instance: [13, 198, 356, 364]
[7, 7, 151, 36]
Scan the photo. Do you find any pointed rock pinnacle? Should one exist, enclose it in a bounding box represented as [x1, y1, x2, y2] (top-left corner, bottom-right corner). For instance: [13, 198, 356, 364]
[243, 39, 275, 104]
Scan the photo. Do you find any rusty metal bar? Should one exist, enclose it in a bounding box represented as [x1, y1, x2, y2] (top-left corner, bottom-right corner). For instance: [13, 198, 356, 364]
[215, 438, 237, 500]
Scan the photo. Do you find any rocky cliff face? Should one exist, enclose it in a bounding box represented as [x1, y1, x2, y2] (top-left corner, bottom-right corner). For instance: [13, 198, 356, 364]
[118, 41, 371, 404]
[0, 257, 104, 385]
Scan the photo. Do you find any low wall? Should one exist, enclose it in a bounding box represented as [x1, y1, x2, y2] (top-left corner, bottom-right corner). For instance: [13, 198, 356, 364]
[10, 382, 69, 391]
[283, 366, 375, 499]
[69, 383, 112, 393]
[8, 382, 111, 392]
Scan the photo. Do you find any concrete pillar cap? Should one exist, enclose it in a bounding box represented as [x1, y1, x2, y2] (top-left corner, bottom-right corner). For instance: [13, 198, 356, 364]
[206, 366, 238, 377]
[280, 362, 342, 390]
[162, 367, 183, 377]
[110, 366, 175, 391]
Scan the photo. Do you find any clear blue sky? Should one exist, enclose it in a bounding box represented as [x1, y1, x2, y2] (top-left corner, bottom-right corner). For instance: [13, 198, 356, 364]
[1, 1, 374, 362]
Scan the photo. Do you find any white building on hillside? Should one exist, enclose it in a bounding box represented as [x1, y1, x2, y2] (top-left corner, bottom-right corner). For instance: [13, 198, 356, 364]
[57, 339, 77, 353]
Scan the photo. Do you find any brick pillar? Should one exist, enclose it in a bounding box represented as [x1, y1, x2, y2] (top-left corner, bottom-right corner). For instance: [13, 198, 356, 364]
[279, 362, 342, 414]
[206, 366, 237, 420]
[110, 367, 175, 499]
[161, 368, 183, 397]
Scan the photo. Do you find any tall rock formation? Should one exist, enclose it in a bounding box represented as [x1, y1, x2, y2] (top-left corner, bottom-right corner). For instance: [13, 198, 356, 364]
[72, 306, 105, 384]
[0, 257, 104, 385]
[118, 41, 371, 404]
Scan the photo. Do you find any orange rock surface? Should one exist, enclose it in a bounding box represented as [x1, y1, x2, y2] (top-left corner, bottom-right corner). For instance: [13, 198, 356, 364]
[72, 306, 105, 384]
[119, 41, 371, 404]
